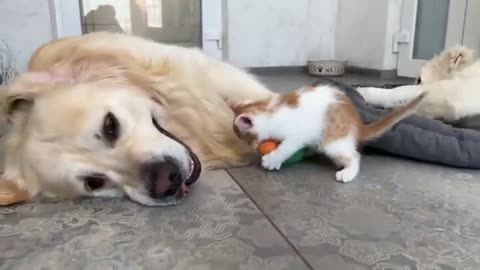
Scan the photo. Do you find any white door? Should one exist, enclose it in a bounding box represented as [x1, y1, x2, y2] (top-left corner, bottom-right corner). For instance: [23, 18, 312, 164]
[53, 0, 223, 59]
[396, 0, 467, 77]
[201, 0, 222, 60]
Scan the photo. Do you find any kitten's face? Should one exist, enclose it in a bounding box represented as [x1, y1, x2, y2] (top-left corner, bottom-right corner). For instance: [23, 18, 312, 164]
[226, 98, 271, 144]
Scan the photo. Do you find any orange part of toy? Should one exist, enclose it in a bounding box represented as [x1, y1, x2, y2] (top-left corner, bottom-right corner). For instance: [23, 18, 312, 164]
[257, 139, 281, 155]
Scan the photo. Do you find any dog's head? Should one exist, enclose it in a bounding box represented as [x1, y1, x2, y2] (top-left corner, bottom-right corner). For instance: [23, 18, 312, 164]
[0, 60, 201, 206]
[416, 45, 476, 85]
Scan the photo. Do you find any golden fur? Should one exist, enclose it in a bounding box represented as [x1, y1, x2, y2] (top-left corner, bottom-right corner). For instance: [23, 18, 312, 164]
[0, 32, 273, 206]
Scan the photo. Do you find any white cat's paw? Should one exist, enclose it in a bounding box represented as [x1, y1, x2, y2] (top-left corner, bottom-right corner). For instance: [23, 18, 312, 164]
[261, 154, 283, 171]
[335, 168, 357, 183]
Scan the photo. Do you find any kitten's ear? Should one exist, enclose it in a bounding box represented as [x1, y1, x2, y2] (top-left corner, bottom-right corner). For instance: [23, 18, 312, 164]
[226, 99, 240, 110]
[226, 99, 250, 112]
[234, 114, 253, 133]
[452, 53, 465, 70]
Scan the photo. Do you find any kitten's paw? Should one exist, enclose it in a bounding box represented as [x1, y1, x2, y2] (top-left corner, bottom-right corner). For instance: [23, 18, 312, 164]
[335, 168, 357, 183]
[261, 154, 283, 171]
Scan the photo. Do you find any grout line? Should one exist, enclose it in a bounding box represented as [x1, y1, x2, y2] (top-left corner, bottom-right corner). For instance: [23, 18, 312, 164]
[225, 169, 315, 270]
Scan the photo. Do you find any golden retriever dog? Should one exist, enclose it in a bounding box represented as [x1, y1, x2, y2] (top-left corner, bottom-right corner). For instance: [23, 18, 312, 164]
[0, 32, 273, 206]
[357, 45, 480, 124]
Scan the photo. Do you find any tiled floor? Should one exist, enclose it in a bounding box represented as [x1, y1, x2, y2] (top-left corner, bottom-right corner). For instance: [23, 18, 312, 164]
[229, 155, 480, 270]
[1, 73, 480, 270]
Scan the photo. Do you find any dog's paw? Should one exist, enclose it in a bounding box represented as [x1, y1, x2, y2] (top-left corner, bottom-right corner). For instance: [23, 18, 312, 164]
[0, 180, 29, 206]
[335, 168, 357, 183]
[356, 87, 375, 99]
[261, 153, 283, 171]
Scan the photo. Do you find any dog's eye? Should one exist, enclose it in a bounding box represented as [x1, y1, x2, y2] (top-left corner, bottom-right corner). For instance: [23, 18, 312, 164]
[82, 174, 107, 191]
[415, 77, 422, 85]
[102, 112, 120, 144]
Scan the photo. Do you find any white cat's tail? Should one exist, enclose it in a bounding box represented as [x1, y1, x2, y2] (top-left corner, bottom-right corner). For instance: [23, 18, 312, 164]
[359, 92, 426, 141]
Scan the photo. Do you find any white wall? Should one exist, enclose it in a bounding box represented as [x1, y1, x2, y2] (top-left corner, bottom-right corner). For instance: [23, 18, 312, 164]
[226, 0, 338, 68]
[0, 0, 55, 71]
[226, 0, 401, 70]
[335, 0, 401, 70]
[0, 0, 403, 71]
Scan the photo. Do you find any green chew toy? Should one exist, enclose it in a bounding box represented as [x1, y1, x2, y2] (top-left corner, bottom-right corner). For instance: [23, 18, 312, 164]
[283, 147, 307, 166]
[257, 139, 307, 166]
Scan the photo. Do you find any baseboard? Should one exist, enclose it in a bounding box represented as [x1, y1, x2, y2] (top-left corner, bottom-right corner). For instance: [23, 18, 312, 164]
[248, 65, 408, 81]
[345, 66, 401, 80]
[247, 66, 308, 75]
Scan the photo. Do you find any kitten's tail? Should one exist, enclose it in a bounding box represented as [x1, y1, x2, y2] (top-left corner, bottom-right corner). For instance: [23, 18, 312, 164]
[359, 92, 426, 141]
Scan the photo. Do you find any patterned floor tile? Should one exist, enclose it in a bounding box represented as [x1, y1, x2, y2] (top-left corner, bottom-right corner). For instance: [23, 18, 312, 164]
[0, 170, 309, 270]
[228, 155, 480, 269]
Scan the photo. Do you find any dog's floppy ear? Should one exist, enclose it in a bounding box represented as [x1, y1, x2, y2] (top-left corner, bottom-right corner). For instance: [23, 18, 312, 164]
[2, 68, 77, 122]
[0, 179, 29, 206]
[3, 72, 50, 123]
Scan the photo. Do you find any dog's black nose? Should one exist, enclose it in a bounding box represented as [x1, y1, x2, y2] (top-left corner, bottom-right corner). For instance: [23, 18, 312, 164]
[142, 159, 182, 198]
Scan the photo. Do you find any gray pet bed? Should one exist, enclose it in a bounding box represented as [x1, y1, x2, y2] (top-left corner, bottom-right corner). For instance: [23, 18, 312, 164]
[318, 79, 480, 169]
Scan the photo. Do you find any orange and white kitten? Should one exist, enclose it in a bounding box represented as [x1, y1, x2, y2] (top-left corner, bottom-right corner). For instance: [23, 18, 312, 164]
[227, 81, 425, 183]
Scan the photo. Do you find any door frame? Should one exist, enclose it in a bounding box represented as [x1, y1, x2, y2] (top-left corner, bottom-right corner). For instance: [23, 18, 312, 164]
[49, 0, 82, 38]
[201, 0, 223, 59]
[51, 0, 223, 58]
[396, 0, 467, 77]
[463, 0, 480, 51]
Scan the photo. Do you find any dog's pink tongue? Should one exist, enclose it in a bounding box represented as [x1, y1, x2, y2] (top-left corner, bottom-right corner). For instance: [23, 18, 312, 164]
[182, 184, 191, 195]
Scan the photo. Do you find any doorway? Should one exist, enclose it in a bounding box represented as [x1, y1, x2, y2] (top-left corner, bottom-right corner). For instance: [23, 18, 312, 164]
[396, 0, 469, 77]
[51, 0, 223, 59]
[80, 0, 202, 47]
